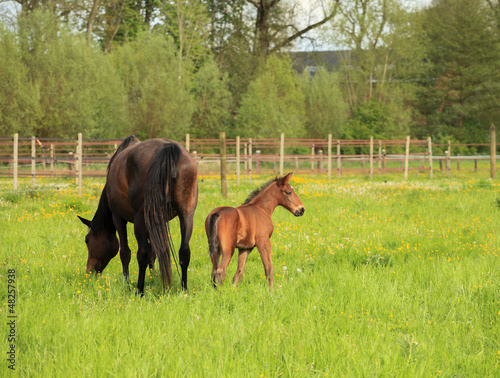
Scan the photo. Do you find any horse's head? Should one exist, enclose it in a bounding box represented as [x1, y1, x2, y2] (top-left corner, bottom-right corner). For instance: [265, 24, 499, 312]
[276, 173, 305, 217]
[78, 216, 119, 274]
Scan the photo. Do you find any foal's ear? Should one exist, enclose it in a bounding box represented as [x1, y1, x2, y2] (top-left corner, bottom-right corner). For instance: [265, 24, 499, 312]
[279, 172, 293, 186]
[78, 215, 92, 228]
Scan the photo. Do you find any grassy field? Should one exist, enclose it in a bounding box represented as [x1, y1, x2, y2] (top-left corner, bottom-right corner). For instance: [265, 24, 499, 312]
[1, 172, 500, 376]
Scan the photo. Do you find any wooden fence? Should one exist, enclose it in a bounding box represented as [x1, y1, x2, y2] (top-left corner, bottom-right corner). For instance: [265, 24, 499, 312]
[0, 127, 498, 195]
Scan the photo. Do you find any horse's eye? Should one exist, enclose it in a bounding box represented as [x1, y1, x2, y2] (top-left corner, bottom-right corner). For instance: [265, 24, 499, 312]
[285, 191, 292, 196]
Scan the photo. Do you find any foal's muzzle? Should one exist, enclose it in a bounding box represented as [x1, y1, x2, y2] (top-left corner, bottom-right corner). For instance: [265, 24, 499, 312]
[294, 207, 305, 217]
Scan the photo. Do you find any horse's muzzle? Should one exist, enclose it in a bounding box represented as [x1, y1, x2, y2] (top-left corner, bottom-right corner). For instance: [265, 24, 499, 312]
[294, 207, 305, 217]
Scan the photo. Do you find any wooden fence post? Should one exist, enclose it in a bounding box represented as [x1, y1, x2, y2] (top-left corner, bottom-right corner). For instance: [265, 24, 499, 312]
[31, 136, 36, 188]
[428, 137, 433, 179]
[185, 134, 190, 152]
[404, 136, 410, 180]
[13, 134, 18, 190]
[444, 151, 451, 178]
[244, 143, 248, 177]
[220, 132, 227, 197]
[248, 138, 252, 183]
[311, 144, 315, 176]
[383, 149, 386, 174]
[50, 144, 54, 176]
[77, 133, 83, 196]
[337, 140, 341, 178]
[318, 150, 323, 172]
[491, 124, 496, 179]
[236, 136, 240, 185]
[327, 134, 332, 180]
[378, 141, 382, 175]
[280, 133, 284, 176]
[369, 136, 374, 180]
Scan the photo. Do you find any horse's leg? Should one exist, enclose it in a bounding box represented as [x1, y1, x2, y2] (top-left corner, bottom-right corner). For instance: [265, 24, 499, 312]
[256, 239, 274, 288]
[133, 212, 150, 295]
[113, 214, 131, 280]
[177, 210, 195, 291]
[232, 248, 252, 286]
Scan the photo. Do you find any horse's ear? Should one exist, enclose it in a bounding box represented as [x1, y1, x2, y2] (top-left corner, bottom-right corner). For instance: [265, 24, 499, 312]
[78, 215, 92, 228]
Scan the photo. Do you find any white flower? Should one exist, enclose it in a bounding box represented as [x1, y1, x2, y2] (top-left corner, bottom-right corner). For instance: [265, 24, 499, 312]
[283, 266, 288, 271]
[297, 269, 302, 273]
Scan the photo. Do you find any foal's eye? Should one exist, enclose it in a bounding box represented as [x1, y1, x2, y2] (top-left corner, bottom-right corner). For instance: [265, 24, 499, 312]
[285, 190, 292, 196]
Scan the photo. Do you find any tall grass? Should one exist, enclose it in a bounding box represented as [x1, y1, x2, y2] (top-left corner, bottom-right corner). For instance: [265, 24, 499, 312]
[1, 174, 499, 376]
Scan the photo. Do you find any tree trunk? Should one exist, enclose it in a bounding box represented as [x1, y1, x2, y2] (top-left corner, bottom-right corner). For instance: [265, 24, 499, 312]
[87, 0, 101, 45]
[103, 0, 126, 54]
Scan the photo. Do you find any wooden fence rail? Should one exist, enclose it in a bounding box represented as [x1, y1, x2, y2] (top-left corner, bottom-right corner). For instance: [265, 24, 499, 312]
[0, 127, 498, 194]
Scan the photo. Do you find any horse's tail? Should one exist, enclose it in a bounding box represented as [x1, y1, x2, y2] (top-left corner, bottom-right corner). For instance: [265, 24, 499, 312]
[108, 135, 140, 171]
[144, 143, 182, 290]
[207, 212, 221, 260]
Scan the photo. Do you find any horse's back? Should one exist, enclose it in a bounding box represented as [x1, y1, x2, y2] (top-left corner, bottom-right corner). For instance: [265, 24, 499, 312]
[107, 138, 197, 221]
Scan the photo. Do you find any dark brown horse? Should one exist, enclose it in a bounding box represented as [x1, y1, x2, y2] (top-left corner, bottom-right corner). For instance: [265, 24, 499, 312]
[78, 136, 198, 294]
[205, 173, 305, 287]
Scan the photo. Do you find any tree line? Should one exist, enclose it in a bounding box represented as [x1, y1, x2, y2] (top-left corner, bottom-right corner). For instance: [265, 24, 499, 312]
[0, 0, 499, 151]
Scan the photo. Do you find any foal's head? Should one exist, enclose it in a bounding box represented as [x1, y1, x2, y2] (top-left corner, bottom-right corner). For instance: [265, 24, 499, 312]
[78, 216, 119, 274]
[275, 173, 305, 217]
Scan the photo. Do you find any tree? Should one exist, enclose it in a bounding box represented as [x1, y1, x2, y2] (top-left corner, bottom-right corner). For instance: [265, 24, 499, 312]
[0, 23, 40, 136]
[4, 10, 128, 138]
[190, 58, 233, 138]
[416, 0, 500, 141]
[205, 0, 342, 106]
[298, 67, 347, 139]
[236, 54, 305, 138]
[248, 0, 341, 65]
[110, 32, 194, 140]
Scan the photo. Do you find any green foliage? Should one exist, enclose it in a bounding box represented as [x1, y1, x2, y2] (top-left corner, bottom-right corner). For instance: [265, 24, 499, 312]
[190, 59, 233, 138]
[343, 99, 407, 140]
[110, 32, 194, 140]
[0, 10, 128, 138]
[236, 55, 306, 138]
[0, 24, 39, 136]
[299, 68, 347, 139]
[416, 0, 500, 140]
[157, 0, 211, 68]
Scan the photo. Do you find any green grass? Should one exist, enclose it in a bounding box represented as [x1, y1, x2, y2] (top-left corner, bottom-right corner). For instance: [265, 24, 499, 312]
[1, 173, 500, 376]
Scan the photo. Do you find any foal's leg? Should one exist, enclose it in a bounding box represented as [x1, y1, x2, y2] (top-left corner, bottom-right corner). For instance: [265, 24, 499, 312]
[232, 248, 252, 286]
[215, 244, 236, 285]
[256, 239, 274, 288]
[211, 255, 219, 287]
[113, 214, 131, 280]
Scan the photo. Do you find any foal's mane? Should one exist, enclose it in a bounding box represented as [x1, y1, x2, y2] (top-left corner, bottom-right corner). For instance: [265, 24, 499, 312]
[243, 177, 280, 205]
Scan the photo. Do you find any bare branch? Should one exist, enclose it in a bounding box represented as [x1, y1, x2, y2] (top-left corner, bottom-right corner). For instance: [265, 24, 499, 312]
[270, 0, 341, 53]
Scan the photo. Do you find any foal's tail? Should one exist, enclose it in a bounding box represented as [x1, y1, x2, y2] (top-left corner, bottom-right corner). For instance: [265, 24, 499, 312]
[144, 143, 182, 290]
[207, 212, 221, 261]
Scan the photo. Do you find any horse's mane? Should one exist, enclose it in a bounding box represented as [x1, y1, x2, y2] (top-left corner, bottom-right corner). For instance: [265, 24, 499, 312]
[243, 177, 280, 205]
[107, 135, 139, 172]
[91, 184, 115, 235]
